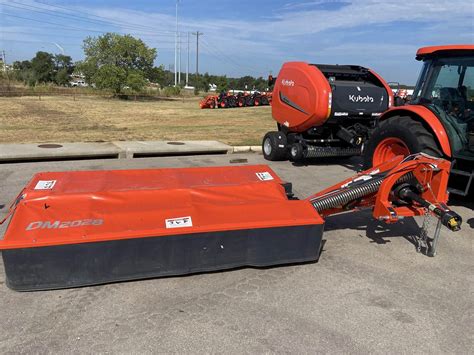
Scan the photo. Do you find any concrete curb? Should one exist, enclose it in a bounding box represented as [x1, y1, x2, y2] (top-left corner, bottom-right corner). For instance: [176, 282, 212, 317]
[231, 146, 261, 153]
[0, 141, 234, 163]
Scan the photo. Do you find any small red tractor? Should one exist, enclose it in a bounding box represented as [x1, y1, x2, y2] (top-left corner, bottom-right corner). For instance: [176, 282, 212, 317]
[200, 91, 272, 109]
[199, 95, 218, 109]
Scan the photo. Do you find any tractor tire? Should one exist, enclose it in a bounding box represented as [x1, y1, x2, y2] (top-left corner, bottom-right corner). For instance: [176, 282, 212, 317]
[219, 100, 227, 108]
[261, 96, 269, 105]
[254, 98, 261, 106]
[363, 115, 442, 169]
[262, 131, 288, 161]
[209, 102, 215, 109]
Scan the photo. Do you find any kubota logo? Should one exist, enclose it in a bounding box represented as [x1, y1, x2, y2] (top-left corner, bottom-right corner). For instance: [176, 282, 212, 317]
[348, 94, 374, 103]
[26, 219, 104, 231]
[281, 79, 295, 87]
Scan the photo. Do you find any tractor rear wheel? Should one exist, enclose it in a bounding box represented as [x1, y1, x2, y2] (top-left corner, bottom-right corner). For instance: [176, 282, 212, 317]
[262, 131, 288, 161]
[363, 115, 442, 169]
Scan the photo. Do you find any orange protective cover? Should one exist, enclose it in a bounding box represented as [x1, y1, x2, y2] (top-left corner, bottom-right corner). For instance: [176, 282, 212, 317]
[272, 62, 332, 132]
[0, 165, 323, 250]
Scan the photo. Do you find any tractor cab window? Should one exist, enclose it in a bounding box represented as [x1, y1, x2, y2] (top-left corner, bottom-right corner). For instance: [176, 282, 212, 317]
[412, 56, 474, 157]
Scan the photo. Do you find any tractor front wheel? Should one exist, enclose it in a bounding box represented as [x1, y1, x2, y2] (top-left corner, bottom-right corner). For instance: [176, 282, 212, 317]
[363, 115, 442, 169]
[262, 131, 288, 161]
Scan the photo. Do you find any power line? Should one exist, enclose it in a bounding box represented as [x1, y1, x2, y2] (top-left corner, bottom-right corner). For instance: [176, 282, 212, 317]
[1, 3, 186, 37]
[1, 12, 185, 40]
[200, 37, 262, 75]
[198, 41, 249, 77]
[199, 40, 262, 76]
[5, 0, 185, 36]
[32, 0, 182, 34]
[1, 31, 179, 45]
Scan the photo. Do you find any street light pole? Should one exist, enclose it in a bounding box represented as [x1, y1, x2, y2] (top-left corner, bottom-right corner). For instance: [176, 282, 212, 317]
[174, 0, 179, 87]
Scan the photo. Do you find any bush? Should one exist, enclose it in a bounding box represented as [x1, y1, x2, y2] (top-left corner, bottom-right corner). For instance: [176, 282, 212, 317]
[162, 86, 181, 97]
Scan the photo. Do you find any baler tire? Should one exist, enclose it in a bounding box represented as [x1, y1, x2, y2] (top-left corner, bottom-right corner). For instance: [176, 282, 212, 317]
[363, 115, 442, 169]
[262, 131, 288, 161]
[289, 143, 305, 161]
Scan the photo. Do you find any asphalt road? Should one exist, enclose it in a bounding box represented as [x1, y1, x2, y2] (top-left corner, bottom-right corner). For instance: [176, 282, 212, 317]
[0, 154, 472, 353]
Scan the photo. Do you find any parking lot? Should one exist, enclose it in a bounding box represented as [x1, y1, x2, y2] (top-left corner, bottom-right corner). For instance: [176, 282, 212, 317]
[0, 153, 472, 353]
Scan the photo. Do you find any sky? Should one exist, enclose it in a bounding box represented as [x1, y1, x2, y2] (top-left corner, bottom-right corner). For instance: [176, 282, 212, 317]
[1, 0, 473, 84]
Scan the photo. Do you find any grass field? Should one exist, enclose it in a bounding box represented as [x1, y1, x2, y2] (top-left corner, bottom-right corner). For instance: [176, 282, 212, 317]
[0, 96, 275, 146]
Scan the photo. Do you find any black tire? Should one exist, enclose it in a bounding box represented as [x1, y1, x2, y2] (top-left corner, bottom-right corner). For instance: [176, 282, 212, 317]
[262, 131, 288, 161]
[289, 143, 304, 161]
[363, 115, 442, 169]
[261, 96, 269, 105]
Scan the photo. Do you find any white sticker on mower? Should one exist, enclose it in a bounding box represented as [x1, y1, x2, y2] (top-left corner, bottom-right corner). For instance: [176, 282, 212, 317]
[256, 172, 274, 181]
[165, 216, 193, 229]
[34, 180, 57, 190]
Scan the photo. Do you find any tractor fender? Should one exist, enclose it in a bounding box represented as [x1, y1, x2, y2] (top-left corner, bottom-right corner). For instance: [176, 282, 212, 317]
[379, 105, 452, 157]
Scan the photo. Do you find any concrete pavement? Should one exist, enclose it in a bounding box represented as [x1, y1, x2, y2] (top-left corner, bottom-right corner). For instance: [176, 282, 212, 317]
[0, 154, 472, 353]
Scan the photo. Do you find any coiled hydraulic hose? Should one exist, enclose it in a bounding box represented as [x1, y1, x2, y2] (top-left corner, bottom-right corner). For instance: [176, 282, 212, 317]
[311, 172, 414, 213]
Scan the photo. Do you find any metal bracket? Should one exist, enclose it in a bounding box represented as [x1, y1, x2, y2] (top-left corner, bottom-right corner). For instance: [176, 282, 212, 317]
[413, 212, 443, 257]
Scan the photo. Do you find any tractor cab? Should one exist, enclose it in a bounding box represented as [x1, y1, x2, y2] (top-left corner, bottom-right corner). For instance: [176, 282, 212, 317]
[364, 45, 474, 196]
[411, 46, 474, 160]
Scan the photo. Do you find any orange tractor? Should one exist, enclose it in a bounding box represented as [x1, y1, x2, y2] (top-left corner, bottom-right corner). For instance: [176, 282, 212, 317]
[363, 45, 474, 196]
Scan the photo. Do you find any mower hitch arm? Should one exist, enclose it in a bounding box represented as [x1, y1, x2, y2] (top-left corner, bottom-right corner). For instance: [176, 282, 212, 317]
[307, 154, 462, 233]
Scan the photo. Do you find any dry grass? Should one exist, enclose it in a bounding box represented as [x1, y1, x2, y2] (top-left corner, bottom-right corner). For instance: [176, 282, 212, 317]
[0, 96, 275, 146]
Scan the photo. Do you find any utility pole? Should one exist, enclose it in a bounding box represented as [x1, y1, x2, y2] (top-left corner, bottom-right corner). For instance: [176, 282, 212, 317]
[192, 31, 203, 79]
[186, 32, 190, 87]
[1, 50, 6, 72]
[178, 32, 181, 85]
[174, 0, 179, 87]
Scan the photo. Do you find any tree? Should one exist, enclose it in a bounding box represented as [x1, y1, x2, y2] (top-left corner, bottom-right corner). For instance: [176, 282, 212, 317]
[53, 54, 74, 85]
[126, 72, 146, 93]
[146, 65, 168, 86]
[81, 33, 156, 93]
[93, 64, 126, 93]
[31, 51, 55, 84]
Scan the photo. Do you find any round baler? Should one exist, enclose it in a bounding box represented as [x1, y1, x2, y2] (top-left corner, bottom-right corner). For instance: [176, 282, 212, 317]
[263, 62, 393, 161]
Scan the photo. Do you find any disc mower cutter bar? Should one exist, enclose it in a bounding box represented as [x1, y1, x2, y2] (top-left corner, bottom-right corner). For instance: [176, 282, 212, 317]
[0, 154, 461, 291]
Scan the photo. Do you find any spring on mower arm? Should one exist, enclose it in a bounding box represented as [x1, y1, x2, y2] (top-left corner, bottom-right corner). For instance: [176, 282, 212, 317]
[311, 172, 414, 213]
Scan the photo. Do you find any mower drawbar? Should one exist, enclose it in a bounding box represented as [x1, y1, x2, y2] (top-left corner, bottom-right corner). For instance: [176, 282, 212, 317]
[0, 154, 461, 291]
